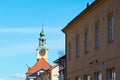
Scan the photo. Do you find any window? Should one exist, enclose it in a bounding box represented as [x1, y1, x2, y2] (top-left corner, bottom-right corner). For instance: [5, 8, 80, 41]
[107, 68, 115, 80]
[75, 77, 81, 80]
[95, 26, 100, 48]
[68, 78, 73, 80]
[94, 72, 102, 80]
[84, 75, 91, 80]
[108, 16, 113, 42]
[85, 31, 88, 53]
[68, 43, 72, 60]
[76, 35, 80, 57]
[60, 73, 64, 80]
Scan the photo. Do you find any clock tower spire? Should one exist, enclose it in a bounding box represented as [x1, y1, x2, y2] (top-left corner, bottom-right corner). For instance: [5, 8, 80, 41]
[36, 27, 48, 62]
[39, 26, 46, 46]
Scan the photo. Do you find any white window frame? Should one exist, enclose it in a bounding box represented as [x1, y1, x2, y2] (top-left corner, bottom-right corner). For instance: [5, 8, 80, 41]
[94, 72, 102, 80]
[84, 75, 91, 80]
[107, 68, 115, 80]
[75, 77, 81, 80]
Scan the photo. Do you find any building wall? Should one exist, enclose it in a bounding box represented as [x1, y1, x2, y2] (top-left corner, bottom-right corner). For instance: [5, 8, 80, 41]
[35, 71, 50, 80]
[51, 65, 59, 80]
[59, 60, 66, 80]
[64, 0, 120, 80]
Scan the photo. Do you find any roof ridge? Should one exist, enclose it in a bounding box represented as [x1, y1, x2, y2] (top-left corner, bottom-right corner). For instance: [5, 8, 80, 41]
[26, 58, 52, 75]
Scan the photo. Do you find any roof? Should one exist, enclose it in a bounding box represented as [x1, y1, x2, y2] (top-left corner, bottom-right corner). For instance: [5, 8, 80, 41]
[62, 0, 102, 33]
[54, 55, 66, 63]
[26, 58, 51, 75]
[36, 45, 48, 50]
[49, 64, 58, 70]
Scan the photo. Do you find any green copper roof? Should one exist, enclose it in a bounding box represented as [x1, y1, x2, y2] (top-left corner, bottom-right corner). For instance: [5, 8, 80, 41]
[40, 30, 45, 37]
[40, 36, 46, 40]
[36, 45, 48, 50]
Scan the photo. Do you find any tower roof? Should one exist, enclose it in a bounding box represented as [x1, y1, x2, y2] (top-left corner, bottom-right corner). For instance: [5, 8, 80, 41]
[36, 45, 48, 50]
[40, 29, 45, 37]
[26, 58, 51, 75]
[39, 27, 46, 44]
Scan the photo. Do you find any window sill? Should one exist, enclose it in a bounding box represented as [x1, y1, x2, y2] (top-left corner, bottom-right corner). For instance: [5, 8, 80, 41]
[94, 46, 100, 50]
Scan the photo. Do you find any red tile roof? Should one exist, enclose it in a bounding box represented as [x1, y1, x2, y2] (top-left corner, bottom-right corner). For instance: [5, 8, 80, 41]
[26, 58, 51, 75]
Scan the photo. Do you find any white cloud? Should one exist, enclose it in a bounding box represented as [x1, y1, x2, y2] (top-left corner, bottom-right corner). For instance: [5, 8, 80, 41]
[0, 78, 6, 80]
[12, 73, 26, 79]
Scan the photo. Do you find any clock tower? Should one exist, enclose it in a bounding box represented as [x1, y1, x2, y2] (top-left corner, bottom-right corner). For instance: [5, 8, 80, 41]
[36, 28, 48, 62]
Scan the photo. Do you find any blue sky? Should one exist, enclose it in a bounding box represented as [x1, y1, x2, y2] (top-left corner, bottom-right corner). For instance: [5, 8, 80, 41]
[0, 0, 94, 80]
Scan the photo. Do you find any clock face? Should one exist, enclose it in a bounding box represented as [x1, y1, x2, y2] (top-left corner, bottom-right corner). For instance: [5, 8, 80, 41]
[39, 49, 46, 57]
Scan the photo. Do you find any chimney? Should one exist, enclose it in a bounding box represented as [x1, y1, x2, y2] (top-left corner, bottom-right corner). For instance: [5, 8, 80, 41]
[87, 2, 90, 8]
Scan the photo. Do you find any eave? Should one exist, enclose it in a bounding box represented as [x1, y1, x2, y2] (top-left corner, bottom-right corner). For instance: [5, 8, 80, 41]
[62, 0, 104, 33]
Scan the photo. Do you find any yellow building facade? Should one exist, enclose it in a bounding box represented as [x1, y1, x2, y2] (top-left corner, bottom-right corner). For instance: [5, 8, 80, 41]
[62, 0, 120, 80]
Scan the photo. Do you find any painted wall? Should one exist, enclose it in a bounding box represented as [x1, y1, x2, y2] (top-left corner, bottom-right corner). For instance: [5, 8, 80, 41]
[51, 65, 59, 80]
[64, 0, 120, 80]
